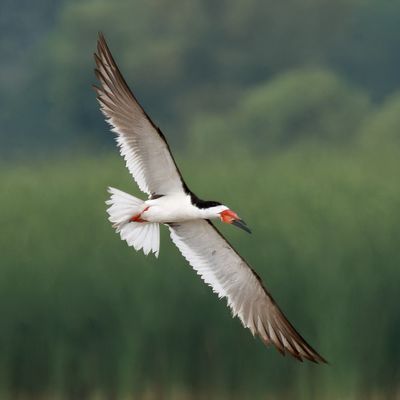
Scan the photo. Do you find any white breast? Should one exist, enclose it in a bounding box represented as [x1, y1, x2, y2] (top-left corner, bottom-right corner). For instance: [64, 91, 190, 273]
[142, 194, 202, 223]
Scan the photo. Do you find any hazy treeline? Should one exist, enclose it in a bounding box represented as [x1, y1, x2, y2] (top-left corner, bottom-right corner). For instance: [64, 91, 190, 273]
[2, 0, 400, 155]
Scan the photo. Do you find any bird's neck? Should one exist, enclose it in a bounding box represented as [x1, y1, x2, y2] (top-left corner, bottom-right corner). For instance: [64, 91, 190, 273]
[197, 205, 228, 220]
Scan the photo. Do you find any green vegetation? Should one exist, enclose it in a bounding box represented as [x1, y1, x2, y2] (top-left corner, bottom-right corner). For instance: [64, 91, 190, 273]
[3, 0, 400, 154]
[0, 142, 399, 399]
[190, 69, 371, 154]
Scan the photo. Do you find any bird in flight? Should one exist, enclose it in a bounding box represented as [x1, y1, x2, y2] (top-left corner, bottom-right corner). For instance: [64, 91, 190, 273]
[94, 33, 326, 363]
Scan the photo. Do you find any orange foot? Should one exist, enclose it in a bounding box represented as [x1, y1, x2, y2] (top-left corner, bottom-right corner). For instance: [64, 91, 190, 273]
[129, 206, 150, 223]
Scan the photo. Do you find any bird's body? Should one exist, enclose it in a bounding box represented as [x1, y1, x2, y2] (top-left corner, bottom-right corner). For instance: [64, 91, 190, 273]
[94, 33, 326, 363]
[142, 194, 227, 223]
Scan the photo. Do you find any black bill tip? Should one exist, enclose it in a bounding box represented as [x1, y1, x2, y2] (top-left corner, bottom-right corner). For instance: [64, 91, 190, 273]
[232, 219, 252, 234]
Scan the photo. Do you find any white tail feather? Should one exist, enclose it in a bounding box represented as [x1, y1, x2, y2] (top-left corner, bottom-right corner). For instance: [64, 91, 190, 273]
[106, 187, 160, 257]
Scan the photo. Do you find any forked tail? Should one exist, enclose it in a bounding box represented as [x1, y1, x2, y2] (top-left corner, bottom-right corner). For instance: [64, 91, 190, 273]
[106, 187, 160, 257]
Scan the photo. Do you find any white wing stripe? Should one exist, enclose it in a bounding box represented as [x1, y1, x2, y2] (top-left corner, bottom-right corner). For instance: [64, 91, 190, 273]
[94, 34, 187, 196]
[168, 220, 326, 363]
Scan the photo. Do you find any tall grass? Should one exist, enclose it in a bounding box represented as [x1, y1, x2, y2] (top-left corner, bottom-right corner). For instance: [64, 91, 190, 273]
[0, 147, 399, 399]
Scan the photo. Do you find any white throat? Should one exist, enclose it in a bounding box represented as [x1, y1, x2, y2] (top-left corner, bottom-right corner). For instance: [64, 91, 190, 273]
[200, 205, 229, 219]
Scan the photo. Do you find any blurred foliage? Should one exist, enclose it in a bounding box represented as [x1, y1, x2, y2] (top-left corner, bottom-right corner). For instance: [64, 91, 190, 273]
[2, 0, 400, 155]
[190, 69, 370, 154]
[359, 92, 400, 149]
[0, 146, 400, 399]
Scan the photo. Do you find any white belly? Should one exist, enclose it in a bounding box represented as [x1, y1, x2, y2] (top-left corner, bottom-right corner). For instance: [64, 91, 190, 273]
[141, 193, 203, 223]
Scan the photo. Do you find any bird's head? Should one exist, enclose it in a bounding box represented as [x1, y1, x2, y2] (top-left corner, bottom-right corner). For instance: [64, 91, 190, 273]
[219, 208, 251, 234]
[197, 200, 251, 234]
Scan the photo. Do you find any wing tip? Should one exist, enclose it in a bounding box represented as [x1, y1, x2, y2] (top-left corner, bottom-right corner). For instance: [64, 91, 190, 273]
[259, 332, 327, 363]
[97, 31, 107, 49]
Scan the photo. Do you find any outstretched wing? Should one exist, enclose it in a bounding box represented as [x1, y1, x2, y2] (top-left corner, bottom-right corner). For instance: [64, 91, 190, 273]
[168, 220, 326, 363]
[94, 33, 188, 196]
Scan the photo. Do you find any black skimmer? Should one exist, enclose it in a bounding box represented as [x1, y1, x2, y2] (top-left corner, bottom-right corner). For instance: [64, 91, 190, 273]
[94, 33, 326, 363]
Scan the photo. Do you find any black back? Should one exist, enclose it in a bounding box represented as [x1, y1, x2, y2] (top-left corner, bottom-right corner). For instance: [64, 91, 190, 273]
[189, 192, 221, 209]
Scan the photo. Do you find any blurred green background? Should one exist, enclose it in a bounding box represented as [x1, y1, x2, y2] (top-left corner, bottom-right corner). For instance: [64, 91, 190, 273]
[1, 0, 400, 399]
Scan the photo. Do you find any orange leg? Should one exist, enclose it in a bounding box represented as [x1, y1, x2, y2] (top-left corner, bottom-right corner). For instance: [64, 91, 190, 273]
[129, 206, 150, 223]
